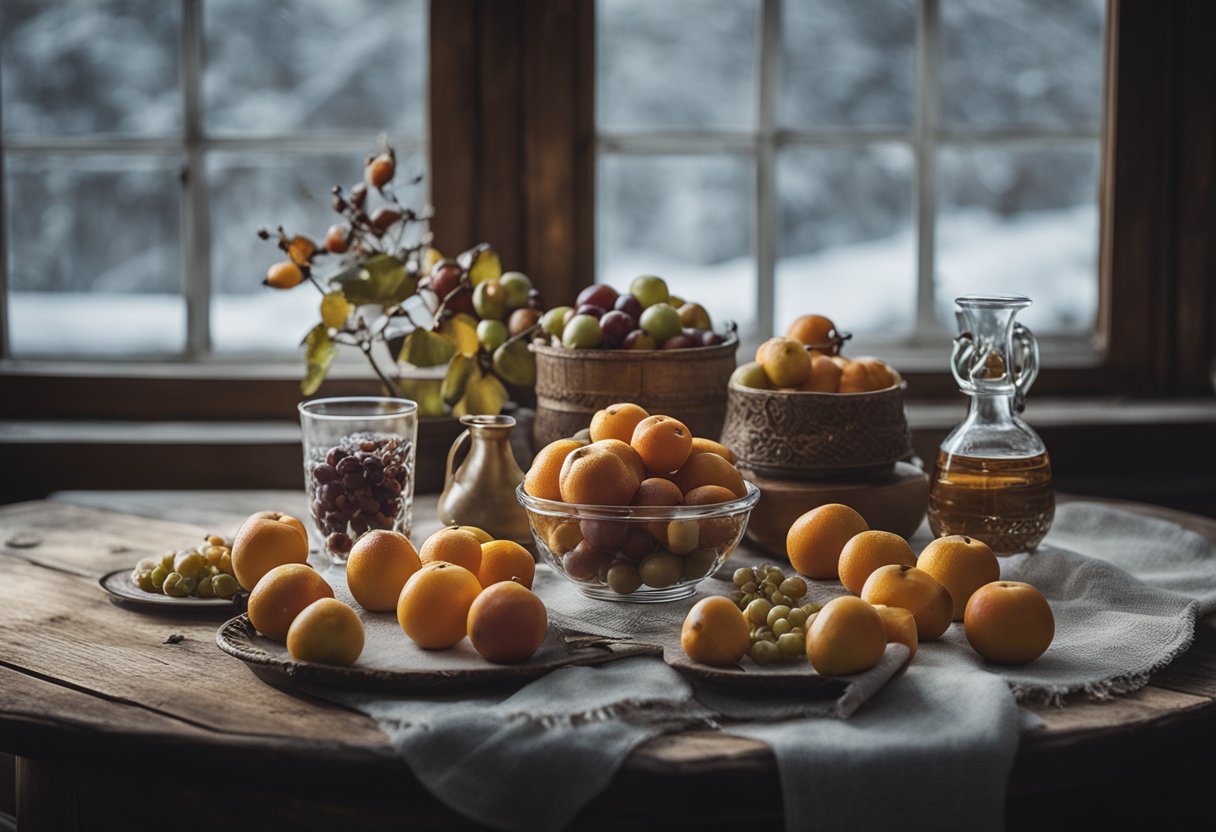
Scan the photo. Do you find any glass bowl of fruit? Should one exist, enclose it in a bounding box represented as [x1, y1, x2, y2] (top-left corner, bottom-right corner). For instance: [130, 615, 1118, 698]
[518, 481, 760, 602]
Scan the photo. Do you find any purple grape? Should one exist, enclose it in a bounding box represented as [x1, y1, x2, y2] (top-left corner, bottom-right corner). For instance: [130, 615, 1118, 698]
[662, 333, 697, 350]
[600, 310, 637, 347]
[576, 284, 619, 310]
[575, 303, 605, 319]
[614, 293, 644, 320]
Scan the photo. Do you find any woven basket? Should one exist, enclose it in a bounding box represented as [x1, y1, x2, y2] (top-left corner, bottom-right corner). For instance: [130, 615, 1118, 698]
[720, 381, 912, 479]
[532, 336, 739, 449]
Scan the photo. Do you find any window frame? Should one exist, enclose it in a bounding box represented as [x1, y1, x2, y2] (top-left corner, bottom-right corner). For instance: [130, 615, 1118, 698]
[0, 0, 1211, 421]
[595, 0, 1106, 360]
[0, 0, 427, 362]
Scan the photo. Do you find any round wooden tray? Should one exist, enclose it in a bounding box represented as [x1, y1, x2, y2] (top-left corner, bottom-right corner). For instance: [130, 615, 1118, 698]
[216, 613, 659, 694]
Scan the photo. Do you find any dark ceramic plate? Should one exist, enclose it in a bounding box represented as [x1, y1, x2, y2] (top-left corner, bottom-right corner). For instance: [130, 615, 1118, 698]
[100, 568, 241, 610]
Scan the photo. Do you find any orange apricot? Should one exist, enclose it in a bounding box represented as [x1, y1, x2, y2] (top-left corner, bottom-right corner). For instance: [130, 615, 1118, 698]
[286, 598, 364, 666]
[478, 540, 536, 589]
[631, 415, 694, 475]
[860, 564, 953, 641]
[872, 604, 918, 662]
[681, 596, 749, 667]
[589, 403, 650, 444]
[346, 530, 421, 612]
[559, 444, 640, 505]
[786, 314, 838, 348]
[231, 514, 309, 591]
[467, 580, 548, 663]
[632, 477, 684, 506]
[247, 563, 334, 641]
[671, 452, 746, 499]
[964, 581, 1054, 664]
[524, 439, 585, 501]
[688, 437, 737, 465]
[419, 527, 484, 574]
[756, 337, 813, 388]
[589, 438, 647, 485]
[839, 358, 900, 393]
[837, 530, 917, 595]
[798, 355, 844, 393]
[806, 596, 887, 675]
[918, 535, 1001, 621]
[786, 503, 869, 580]
[397, 562, 482, 649]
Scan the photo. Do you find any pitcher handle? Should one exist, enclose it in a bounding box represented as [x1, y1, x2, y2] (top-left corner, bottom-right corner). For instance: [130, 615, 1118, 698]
[950, 331, 977, 392]
[443, 429, 471, 494]
[1011, 322, 1039, 413]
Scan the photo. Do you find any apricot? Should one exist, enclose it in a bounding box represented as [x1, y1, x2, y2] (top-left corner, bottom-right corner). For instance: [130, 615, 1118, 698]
[681, 596, 749, 667]
[872, 604, 918, 661]
[397, 562, 482, 649]
[839, 358, 900, 393]
[671, 452, 746, 498]
[756, 337, 813, 388]
[786, 503, 869, 580]
[419, 527, 483, 574]
[547, 521, 584, 555]
[346, 530, 421, 612]
[286, 598, 364, 666]
[838, 530, 917, 595]
[458, 525, 494, 544]
[632, 477, 684, 507]
[631, 415, 693, 475]
[860, 564, 953, 641]
[478, 540, 536, 589]
[798, 355, 844, 393]
[247, 510, 308, 540]
[525, 439, 585, 501]
[806, 596, 887, 676]
[964, 581, 1054, 664]
[684, 485, 740, 547]
[467, 580, 548, 663]
[918, 535, 1001, 621]
[247, 563, 334, 641]
[589, 403, 650, 444]
[589, 438, 647, 485]
[559, 444, 639, 505]
[785, 314, 837, 348]
[688, 437, 737, 465]
[231, 514, 309, 591]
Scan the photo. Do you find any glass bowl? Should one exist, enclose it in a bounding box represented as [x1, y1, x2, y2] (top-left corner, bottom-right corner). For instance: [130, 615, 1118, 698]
[516, 481, 761, 603]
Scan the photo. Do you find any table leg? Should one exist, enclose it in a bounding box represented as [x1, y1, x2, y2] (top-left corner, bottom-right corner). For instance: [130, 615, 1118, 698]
[15, 757, 77, 832]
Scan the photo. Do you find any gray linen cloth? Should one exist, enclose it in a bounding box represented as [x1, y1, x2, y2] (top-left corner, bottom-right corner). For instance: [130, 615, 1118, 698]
[320, 502, 1216, 831]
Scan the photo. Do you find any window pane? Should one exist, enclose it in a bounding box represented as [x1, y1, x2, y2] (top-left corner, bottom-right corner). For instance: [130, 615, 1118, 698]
[776, 144, 915, 339]
[941, 0, 1106, 130]
[597, 0, 756, 131]
[203, 0, 427, 136]
[208, 151, 427, 352]
[598, 154, 755, 337]
[5, 155, 183, 355]
[0, 0, 179, 137]
[936, 144, 1100, 334]
[781, 0, 915, 129]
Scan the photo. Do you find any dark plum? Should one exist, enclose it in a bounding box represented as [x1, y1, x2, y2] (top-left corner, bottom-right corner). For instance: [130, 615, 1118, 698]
[614, 294, 644, 320]
[599, 310, 636, 347]
[576, 284, 619, 310]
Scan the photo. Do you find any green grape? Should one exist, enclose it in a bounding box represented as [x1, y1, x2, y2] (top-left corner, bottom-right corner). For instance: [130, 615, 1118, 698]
[766, 566, 785, 581]
[159, 551, 176, 571]
[745, 598, 773, 625]
[195, 575, 216, 598]
[211, 574, 239, 598]
[788, 607, 809, 628]
[766, 605, 791, 627]
[639, 552, 683, 588]
[772, 618, 792, 637]
[135, 557, 159, 573]
[683, 548, 717, 580]
[161, 573, 195, 598]
[750, 640, 780, 665]
[790, 626, 804, 635]
[174, 551, 208, 581]
[756, 628, 776, 643]
[731, 591, 744, 607]
[741, 580, 759, 595]
[770, 591, 790, 606]
[739, 593, 757, 607]
[150, 565, 169, 589]
[761, 581, 780, 599]
[777, 632, 806, 657]
[780, 577, 808, 599]
[802, 602, 822, 615]
[131, 568, 156, 592]
[733, 567, 753, 587]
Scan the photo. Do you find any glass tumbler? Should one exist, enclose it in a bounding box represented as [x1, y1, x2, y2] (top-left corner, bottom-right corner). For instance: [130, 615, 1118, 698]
[298, 397, 418, 564]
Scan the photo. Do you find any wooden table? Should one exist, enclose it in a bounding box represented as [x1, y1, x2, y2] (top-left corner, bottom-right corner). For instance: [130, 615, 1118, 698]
[2, 491, 1215, 830]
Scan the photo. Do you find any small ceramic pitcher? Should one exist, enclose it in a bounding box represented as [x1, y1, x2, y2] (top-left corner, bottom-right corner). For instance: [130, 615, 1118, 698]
[436, 415, 532, 544]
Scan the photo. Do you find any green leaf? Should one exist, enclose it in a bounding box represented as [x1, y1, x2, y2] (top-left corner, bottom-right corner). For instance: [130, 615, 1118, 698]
[441, 353, 475, 406]
[329, 254, 417, 307]
[398, 377, 446, 417]
[399, 327, 457, 368]
[300, 324, 336, 396]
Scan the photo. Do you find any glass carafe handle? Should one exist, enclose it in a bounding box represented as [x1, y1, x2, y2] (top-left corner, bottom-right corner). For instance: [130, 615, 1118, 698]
[1011, 322, 1039, 413]
[950, 330, 977, 392]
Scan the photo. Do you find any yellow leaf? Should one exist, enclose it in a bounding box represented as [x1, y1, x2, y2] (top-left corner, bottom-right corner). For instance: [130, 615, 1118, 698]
[469, 247, 502, 286]
[399, 328, 457, 368]
[441, 353, 475, 406]
[300, 324, 336, 396]
[440, 313, 479, 357]
[320, 291, 353, 329]
[423, 247, 444, 274]
[459, 372, 509, 416]
[398, 377, 446, 417]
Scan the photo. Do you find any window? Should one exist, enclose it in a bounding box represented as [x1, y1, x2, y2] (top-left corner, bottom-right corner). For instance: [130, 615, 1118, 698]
[0, 0, 428, 358]
[596, 0, 1106, 358]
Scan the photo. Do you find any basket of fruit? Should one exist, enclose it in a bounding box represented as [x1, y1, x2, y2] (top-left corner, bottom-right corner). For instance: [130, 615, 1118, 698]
[530, 276, 738, 449]
[519, 403, 759, 602]
[720, 315, 911, 479]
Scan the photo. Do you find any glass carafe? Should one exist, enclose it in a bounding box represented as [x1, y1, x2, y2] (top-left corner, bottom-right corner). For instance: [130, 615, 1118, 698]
[928, 294, 1054, 554]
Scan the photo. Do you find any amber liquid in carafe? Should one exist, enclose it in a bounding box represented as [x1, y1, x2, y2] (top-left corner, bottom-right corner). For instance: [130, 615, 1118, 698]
[927, 451, 1055, 554]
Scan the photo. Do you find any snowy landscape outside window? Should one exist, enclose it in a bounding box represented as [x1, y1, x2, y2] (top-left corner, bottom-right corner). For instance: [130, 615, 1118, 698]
[596, 0, 1106, 359]
[0, 0, 427, 357]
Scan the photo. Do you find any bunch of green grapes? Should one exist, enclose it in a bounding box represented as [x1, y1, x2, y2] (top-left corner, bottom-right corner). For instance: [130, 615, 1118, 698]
[731, 564, 821, 665]
[131, 535, 240, 599]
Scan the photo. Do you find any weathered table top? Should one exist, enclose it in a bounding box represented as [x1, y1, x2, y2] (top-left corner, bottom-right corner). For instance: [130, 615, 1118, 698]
[2, 491, 1215, 829]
